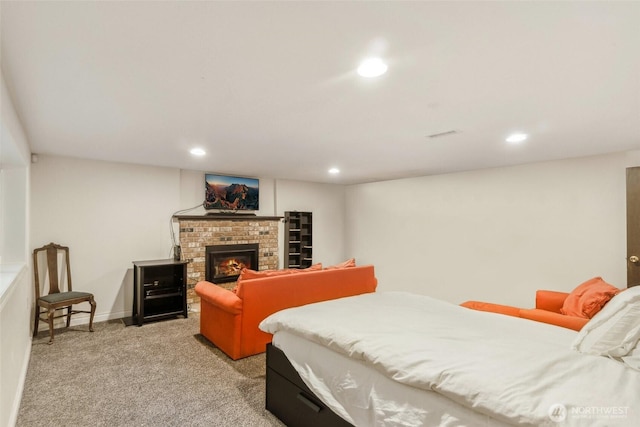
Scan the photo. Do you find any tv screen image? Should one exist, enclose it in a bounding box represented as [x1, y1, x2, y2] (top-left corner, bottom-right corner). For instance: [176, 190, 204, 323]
[204, 174, 259, 211]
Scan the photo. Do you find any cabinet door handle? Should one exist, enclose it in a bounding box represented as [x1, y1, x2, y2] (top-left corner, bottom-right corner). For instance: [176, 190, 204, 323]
[296, 392, 321, 413]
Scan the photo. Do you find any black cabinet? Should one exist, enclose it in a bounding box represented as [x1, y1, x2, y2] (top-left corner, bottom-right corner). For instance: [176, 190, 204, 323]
[284, 211, 313, 268]
[132, 259, 188, 326]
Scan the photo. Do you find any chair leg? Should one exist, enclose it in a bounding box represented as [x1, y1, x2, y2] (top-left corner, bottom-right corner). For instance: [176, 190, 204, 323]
[33, 307, 40, 338]
[89, 297, 96, 332]
[47, 308, 55, 345]
[66, 305, 72, 328]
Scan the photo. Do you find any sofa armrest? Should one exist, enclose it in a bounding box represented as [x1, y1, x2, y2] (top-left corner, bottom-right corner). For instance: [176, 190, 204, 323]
[460, 301, 521, 318]
[194, 281, 243, 314]
[519, 308, 588, 331]
[535, 290, 569, 313]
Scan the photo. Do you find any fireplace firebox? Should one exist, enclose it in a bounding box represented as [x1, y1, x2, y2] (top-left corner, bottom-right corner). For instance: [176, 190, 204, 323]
[205, 243, 259, 283]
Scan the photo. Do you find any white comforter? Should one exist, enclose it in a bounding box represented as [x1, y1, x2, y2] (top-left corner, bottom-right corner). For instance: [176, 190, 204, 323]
[260, 292, 640, 426]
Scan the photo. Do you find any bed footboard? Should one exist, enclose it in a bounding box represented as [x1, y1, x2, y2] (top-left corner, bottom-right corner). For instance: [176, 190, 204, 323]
[266, 343, 352, 427]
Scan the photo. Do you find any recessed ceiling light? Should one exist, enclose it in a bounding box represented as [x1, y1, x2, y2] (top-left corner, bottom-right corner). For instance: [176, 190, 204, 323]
[328, 167, 340, 175]
[506, 133, 528, 144]
[190, 148, 206, 156]
[357, 58, 388, 78]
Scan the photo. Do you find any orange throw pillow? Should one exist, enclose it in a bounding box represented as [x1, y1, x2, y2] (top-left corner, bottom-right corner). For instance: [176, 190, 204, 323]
[239, 263, 322, 280]
[560, 277, 621, 318]
[233, 263, 322, 294]
[325, 258, 356, 270]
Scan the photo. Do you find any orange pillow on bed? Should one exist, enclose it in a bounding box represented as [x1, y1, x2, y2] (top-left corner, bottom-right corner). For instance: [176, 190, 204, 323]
[560, 277, 620, 319]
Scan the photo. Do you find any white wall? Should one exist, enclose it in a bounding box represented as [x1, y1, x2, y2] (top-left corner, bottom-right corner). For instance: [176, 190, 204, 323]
[0, 70, 32, 427]
[275, 180, 346, 267]
[1, 168, 27, 263]
[30, 156, 181, 323]
[1, 68, 30, 263]
[346, 151, 640, 306]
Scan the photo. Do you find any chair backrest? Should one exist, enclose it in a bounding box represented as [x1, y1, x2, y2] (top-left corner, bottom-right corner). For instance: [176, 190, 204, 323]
[33, 242, 73, 298]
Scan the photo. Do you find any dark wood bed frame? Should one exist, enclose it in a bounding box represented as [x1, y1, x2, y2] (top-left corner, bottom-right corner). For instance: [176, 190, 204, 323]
[266, 343, 353, 427]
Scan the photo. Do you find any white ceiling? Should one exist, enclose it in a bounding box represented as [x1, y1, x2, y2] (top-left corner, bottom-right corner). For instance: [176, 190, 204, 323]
[1, 1, 639, 184]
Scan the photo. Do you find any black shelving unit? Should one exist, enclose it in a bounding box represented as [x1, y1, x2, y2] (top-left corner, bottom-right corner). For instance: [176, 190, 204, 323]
[284, 211, 312, 269]
[130, 259, 188, 326]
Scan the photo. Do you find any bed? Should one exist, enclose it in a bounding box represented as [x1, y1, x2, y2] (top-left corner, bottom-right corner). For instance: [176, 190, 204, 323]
[259, 291, 640, 427]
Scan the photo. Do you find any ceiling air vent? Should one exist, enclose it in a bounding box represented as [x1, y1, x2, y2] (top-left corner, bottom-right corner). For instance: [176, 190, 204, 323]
[427, 130, 459, 139]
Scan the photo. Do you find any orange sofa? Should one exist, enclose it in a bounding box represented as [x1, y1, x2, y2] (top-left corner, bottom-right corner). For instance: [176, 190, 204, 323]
[461, 290, 590, 331]
[194, 265, 378, 360]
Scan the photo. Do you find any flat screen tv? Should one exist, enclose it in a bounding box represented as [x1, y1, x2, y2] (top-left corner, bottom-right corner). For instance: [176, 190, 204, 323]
[204, 173, 259, 211]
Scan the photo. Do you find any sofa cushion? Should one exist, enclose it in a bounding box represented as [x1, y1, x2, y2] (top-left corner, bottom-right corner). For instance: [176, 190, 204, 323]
[239, 263, 322, 280]
[572, 285, 640, 357]
[233, 263, 322, 294]
[560, 277, 620, 319]
[325, 258, 356, 270]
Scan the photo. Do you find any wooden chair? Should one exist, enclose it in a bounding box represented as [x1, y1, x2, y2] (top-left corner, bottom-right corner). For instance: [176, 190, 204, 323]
[33, 242, 96, 344]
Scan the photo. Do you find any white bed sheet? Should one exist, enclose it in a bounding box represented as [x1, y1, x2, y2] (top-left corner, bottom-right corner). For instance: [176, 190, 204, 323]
[273, 330, 510, 427]
[261, 292, 640, 427]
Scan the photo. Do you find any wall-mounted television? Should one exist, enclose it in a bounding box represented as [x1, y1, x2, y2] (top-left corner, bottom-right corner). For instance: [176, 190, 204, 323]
[204, 173, 259, 211]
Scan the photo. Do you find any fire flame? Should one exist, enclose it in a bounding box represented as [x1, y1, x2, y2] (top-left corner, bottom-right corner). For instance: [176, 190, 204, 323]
[216, 258, 248, 277]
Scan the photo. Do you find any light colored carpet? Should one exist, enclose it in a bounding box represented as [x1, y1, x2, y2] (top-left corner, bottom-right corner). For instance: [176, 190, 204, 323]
[17, 314, 284, 427]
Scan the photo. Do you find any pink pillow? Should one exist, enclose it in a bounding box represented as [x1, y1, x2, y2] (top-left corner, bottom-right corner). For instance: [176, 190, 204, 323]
[325, 258, 356, 270]
[560, 277, 621, 318]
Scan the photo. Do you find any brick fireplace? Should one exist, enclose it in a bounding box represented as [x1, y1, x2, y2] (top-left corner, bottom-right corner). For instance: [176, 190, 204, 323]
[175, 214, 281, 309]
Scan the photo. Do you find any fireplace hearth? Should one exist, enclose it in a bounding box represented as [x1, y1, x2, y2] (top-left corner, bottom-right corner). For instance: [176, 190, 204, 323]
[206, 243, 259, 283]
